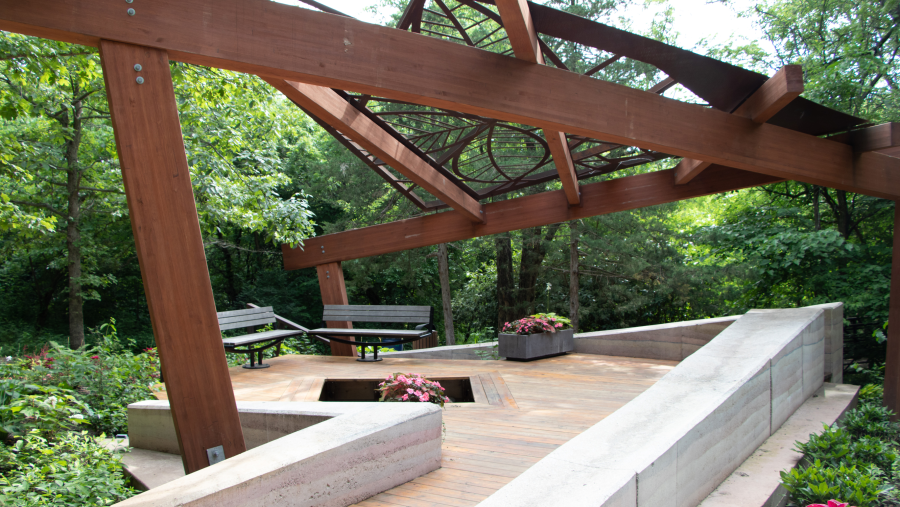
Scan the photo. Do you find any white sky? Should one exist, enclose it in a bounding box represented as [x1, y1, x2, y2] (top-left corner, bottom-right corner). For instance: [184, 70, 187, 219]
[281, 0, 767, 52]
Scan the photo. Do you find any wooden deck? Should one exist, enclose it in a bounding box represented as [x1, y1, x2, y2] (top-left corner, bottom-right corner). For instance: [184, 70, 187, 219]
[225, 353, 677, 507]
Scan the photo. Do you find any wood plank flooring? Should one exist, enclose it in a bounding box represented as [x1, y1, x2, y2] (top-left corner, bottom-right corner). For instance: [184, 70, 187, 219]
[224, 353, 677, 506]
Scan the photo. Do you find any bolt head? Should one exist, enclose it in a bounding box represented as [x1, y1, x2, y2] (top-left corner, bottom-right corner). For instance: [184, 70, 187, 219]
[136, 76, 145, 84]
[133, 64, 142, 72]
[125, 0, 133, 3]
[127, 8, 135, 15]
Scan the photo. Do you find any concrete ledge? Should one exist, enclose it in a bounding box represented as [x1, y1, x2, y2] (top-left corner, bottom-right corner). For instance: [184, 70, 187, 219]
[379, 341, 498, 360]
[128, 400, 371, 455]
[699, 382, 859, 507]
[117, 402, 442, 507]
[477, 307, 827, 507]
[572, 315, 740, 361]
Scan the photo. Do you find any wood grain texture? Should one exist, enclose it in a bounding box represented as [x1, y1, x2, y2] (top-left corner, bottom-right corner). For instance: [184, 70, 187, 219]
[99, 40, 245, 473]
[2, 1, 898, 198]
[885, 203, 900, 417]
[316, 262, 357, 357]
[830, 123, 900, 157]
[267, 79, 484, 223]
[495, 0, 543, 64]
[223, 353, 676, 506]
[284, 166, 782, 270]
[675, 65, 803, 184]
[544, 130, 581, 205]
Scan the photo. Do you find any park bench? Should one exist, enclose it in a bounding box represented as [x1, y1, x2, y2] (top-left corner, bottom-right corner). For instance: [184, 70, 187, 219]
[308, 305, 437, 362]
[218, 305, 306, 369]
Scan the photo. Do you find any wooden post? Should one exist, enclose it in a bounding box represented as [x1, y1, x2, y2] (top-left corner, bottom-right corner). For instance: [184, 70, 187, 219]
[438, 243, 455, 345]
[316, 262, 357, 356]
[99, 40, 245, 473]
[885, 202, 900, 417]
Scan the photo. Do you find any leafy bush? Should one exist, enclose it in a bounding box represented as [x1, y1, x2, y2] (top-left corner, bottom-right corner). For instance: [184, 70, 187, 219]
[780, 460, 882, 507]
[795, 423, 899, 471]
[0, 382, 91, 442]
[858, 384, 884, 404]
[0, 430, 135, 506]
[842, 402, 899, 442]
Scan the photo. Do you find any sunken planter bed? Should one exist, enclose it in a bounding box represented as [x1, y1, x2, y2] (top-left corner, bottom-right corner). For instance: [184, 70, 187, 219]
[499, 329, 574, 360]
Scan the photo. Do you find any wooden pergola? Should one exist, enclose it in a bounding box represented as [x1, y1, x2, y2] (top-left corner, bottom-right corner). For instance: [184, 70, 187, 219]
[3, 0, 900, 474]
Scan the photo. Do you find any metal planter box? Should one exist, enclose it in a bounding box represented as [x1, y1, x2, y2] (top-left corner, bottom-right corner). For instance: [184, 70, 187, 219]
[498, 329, 574, 361]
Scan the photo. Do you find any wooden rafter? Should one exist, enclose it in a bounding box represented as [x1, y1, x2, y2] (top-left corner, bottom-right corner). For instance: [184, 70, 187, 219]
[494, 0, 581, 205]
[2, 2, 898, 198]
[283, 165, 782, 270]
[830, 123, 900, 158]
[674, 65, 804, 184]
[266, 79, 485, 223]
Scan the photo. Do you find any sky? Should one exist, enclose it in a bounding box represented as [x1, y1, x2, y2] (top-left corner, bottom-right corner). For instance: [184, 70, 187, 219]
[281, 0, 767, 52]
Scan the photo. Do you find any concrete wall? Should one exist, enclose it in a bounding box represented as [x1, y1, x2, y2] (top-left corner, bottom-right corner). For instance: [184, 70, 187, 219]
[572, 316, 740, 361]
[806, 303, 844, 383]
[128, 401, 372, 454]
[118, 402, 442, 507]
[477, 307, 827, 507]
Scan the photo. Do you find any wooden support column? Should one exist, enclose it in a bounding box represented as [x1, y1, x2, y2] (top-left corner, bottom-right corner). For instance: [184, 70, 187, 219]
[99, 40, 245, 473]
[885, 203, 900, 417]
[316, 262, 357, 357]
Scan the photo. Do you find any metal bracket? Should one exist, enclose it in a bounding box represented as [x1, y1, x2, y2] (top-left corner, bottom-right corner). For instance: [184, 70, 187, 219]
[206, 445, 225, 465]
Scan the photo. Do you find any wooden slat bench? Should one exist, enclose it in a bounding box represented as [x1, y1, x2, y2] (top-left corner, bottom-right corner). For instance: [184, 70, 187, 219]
[218, 306, 305, 369]
[308, 305, 436, 362]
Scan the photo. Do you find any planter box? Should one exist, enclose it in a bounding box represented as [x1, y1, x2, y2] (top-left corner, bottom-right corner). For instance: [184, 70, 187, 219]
[498, 329, 574, 360]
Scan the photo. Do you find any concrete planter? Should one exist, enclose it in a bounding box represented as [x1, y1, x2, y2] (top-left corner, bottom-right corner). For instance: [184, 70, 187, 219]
[499, 329, 574, 360]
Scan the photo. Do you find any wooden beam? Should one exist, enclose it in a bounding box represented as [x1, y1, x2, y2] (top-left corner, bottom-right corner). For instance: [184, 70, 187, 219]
[544, 130, 581, 205]
[99, 40, 245, 473]
[495, 0, 543, 64]
[266, 79, 484, 223]
[316, 262, 357, 357]
[3, 2, 899, 199]
[284, 165, 783, 270]
[675, 65, 804, 185]
[885, 203, 900, 417]
[831, 123, 900, 158]
[493, 1, 579, 205]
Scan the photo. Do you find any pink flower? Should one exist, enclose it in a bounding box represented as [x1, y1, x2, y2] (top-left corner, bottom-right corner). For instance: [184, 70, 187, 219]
[421, 393, 430, 402]
[407, 388, 415, 394]
[402, 394, 408, 401]
[415, 390, 423, 397]
[444, 397, 450, 402]
[806, 501, 851, 507]
[91, 355, 99, 359]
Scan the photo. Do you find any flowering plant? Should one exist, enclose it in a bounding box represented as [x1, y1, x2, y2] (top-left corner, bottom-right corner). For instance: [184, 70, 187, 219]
[377, 373, 449, 407]
[807, 501, 854, 507]
[501, 313, 572, 335]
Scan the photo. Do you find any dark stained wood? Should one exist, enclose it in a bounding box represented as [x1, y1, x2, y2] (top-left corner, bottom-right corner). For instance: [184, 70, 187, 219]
[284, 166, 782, 270]
[266, 79, 484, 223]
[316, 262, 356, 357]
[830, 123, 900, 157]
[218, 353, 677, 506]
[675, 65, 804, 185]
[544, 130, 581, 205]
[3, 2, 898, 198]
[495, 0, 544, 64]
[99, 40, 245, 473]
[648, 76, 677, 94]
[886, 202, 900, 418]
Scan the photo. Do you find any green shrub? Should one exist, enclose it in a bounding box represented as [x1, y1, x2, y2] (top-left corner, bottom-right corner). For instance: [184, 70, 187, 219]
[842, 402, 900, 441]
[858, 384, 884, 404]
[0, 430, 136, 506]
[780, 460, 882, 507]
[795, 423, 852, 467]
[0, 382, 90, 442]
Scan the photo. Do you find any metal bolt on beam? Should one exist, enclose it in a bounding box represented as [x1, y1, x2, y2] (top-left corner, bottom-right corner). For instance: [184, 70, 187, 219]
[134, 64, 142, 72]
[127, 8, 135, 15]
[135, 76, 144, 84]
[125, 0, 133, 3]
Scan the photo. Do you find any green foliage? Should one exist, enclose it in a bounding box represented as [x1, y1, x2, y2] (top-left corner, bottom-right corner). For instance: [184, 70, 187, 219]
[842, 402, 900, 442]
[0, 431, 135, 506]
[780, 460, 882, 507]
[858, 384, 884, 404]
[0, 382, 90, 442]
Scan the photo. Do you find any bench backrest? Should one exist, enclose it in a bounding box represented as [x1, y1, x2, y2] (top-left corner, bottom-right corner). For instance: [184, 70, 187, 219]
[217, 306, 276, 331]
[323, 305, 432, 325]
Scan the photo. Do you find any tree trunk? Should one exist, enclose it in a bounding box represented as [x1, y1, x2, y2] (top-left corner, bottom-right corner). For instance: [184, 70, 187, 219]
[495, 233, 516, 329]
[65, 97, 85, 349]
[569, 223, 579, 333]
[516, 223, 563, 316]
[437, 243, 455, 345]
[836, 190, 851, 240]
[813, 186, 821, 231]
